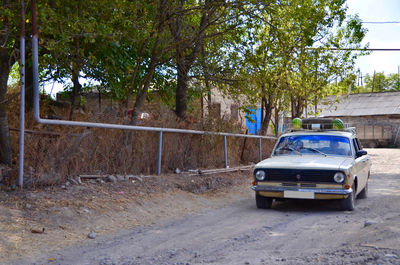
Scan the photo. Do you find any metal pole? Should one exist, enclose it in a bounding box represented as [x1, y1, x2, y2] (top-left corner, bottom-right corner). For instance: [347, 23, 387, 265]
[18, 0, 25, 188]
[224, 136, 228, 168]
[259, 138, 262, 161]
[157, 131, 163, 176]
[32, 0, 40, 122]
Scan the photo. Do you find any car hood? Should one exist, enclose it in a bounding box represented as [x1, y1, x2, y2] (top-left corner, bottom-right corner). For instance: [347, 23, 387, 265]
[255, 155, 354, 171]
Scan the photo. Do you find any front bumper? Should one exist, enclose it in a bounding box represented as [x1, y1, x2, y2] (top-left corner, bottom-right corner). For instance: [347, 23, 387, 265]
[252, 185, 352, 199]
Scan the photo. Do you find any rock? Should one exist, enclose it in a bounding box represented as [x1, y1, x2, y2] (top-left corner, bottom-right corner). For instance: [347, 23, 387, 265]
[175, 168, 182, 174]
[88, 231, 96, 239]
[97, 178, 105, 184]
[106, 175, 117, 183]
[65, 181, 71, 186]
[70, 178, 79, 185]
[26, 203, 32, 209]
[76, 177, 82, 184]
[384, 254, 398, 259]
[89, 179, 97, 184]
[61, 185, 67, 189]
[364, 220, 377, 227]
[30, 227, 45, 234]
[116, 175, 126, 181]
[125, 175, 134, 180]
[133, 176, 143, 182]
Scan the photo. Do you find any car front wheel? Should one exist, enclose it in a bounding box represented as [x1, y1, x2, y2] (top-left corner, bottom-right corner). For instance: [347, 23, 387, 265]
[340, 185, 355, 211]
[256, 194, 273, 209]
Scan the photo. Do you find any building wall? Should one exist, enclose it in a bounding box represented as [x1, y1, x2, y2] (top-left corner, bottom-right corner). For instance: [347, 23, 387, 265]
[325, 115, 400, 147]
[203, 87, 278, 135]
[203, 87, 248, 129]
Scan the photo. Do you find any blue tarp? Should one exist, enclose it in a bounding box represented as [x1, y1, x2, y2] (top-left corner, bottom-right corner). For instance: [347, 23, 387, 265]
[245, 108, 262, 135]
[245, 108, 284, 135]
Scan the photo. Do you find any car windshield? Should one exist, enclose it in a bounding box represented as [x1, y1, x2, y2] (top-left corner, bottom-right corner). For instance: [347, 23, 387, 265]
[273, 135, 352, 157]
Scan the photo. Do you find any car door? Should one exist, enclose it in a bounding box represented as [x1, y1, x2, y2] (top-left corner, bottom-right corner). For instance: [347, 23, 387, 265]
[353, 138, 369, 193]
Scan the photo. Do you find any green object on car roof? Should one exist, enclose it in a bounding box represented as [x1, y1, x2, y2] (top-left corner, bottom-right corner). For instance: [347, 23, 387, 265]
[333, 119, 345, 130]
[292, 118, 302, 129]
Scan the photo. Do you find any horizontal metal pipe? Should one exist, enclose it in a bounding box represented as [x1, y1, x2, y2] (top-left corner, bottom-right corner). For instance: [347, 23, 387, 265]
[33, 116, 276, 139]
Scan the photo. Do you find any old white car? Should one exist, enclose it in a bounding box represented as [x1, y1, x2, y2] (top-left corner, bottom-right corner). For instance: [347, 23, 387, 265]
[251, 118, 371, 211]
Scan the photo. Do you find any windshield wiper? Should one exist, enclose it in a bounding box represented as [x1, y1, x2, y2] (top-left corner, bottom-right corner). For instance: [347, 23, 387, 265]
[277, 147, 302, 155]
[302, 147, 327, 156]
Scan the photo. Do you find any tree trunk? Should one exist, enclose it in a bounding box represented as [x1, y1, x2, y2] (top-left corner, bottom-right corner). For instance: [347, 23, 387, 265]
[273, 106, 280, 136]
[25, 59, 34, 112]
[69, 68, 82, 120]
[291, 96, 304, 119]
[175, 59, 189, 119]
[24, 39, 34, 112]
[260, 95, 273, 135]
[169, 1, 211, 120]
[130, 61, 157, 126]
[0, 49, 12, 168]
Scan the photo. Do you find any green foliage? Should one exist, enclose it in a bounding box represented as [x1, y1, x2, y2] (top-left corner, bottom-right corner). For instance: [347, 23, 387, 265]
[8, 63, 20, 86]
[216, 0, 367, 124]
[4, 0, 368, 120]
[351, 72, 400, 93]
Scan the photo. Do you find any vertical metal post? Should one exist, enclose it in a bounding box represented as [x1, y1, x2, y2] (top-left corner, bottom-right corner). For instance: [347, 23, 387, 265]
[259, 137, 262, 161]
[18, 0, 25, 188]
[157, 131, 163, 176]
[32, 0, 40, 122]
[224, 135, 228, 168]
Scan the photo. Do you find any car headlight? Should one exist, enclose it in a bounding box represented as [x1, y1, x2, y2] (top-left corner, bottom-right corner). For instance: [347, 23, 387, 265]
[334, 172, 345, 183]
[255, 170, 266, 181]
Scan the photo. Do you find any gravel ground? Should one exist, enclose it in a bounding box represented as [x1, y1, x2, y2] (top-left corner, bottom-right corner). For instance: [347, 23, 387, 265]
[7, 149, 400, 265]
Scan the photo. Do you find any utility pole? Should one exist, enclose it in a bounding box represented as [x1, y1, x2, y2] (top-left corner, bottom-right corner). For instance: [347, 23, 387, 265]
[372, 70, 376, 92]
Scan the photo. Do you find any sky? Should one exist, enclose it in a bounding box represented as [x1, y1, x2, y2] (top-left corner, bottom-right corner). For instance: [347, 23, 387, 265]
[347, 0, 400, 75]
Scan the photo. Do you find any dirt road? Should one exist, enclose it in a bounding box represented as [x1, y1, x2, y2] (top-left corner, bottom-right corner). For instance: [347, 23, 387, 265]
[10, 149, 400, 264]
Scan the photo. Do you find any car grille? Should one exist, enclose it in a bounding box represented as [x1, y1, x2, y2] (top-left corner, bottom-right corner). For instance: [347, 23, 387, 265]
[261, 168, 338, 183]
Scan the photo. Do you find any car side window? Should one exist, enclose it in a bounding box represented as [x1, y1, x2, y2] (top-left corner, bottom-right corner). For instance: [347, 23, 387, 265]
[356, 138, 363, 150]
[352, 138, 360, 155]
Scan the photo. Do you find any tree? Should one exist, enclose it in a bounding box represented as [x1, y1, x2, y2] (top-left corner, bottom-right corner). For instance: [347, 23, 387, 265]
[39, 0, 128, 120]
[229, 0, 367, 134]
[363, 72, 396, 92]
[166, 0, 245, 119]
[0, 0, 20, 170]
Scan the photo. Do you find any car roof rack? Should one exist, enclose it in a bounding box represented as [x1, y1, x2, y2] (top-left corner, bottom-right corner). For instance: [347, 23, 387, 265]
[286, 118, 357, 135]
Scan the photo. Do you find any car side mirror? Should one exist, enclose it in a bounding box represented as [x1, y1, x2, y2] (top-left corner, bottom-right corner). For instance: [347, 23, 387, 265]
[356, 150, 367, 158]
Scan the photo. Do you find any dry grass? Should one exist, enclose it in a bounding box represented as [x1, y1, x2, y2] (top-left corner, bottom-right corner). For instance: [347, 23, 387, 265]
[6, 94, 274, 187]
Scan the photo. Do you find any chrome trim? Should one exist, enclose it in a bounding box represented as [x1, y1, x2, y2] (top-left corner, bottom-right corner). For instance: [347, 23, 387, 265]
[251, 185, 352, 195]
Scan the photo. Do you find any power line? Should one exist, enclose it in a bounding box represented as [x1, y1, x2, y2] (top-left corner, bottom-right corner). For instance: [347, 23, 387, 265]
[362, 21, 400, 24]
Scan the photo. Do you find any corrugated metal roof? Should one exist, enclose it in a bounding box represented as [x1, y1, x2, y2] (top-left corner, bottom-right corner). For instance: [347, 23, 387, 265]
[318, 91, 400, 117]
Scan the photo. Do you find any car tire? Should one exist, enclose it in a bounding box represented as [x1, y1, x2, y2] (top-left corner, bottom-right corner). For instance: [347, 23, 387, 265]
[256, 194, 273, 209]
[340, 185, 355, 211]
[358, 181, 368, 199]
